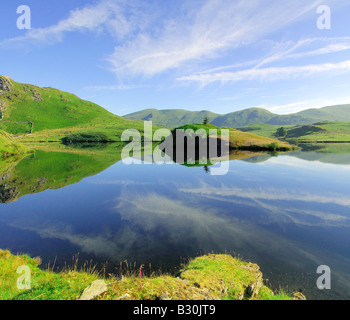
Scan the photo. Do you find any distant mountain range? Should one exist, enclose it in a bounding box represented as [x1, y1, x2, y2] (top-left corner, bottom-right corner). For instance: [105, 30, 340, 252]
[1, 75, 349, 140]
[123, 105, 350, 128]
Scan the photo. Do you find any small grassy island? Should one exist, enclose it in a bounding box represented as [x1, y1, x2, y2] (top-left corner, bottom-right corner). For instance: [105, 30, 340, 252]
[171, 124, 295, 151]
[0, 250, 304, 300]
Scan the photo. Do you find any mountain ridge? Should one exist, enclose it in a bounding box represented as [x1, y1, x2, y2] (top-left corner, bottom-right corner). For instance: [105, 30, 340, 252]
[124, 104, 350, 128]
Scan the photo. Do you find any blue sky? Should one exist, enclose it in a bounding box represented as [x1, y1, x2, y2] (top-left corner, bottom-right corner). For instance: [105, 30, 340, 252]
[1, 0, 350, 116]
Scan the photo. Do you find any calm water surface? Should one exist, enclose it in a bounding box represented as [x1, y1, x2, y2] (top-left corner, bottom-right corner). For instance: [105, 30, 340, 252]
[1, 145, 350, 299]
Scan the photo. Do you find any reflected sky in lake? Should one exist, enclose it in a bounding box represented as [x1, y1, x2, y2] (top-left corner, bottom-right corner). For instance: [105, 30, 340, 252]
[1, 147, 350, 299]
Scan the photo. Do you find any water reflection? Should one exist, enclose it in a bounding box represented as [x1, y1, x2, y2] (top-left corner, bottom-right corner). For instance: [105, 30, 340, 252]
[0, 143, 123, 203]
[1, 143, 350, 299]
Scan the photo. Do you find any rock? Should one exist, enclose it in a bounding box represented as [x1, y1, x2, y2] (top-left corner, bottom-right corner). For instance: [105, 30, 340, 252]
[114, 293, 130, 300]
[243, 264, 264, 299]
[294, 292, 306, 300]
[158, 293, 172, 300]
[34, 256, 42, 266]
[200, 288, 210, 295]
[0, 184, 19, 204]
[245, 262, 260, 272]
[0, 99, 6, 119]
[0, 250, 12, 258]
[78, 280, 108, 300]
[245, 278, 263, 298]
[0, 76, 13, 92]
[32, 90, 43, 101]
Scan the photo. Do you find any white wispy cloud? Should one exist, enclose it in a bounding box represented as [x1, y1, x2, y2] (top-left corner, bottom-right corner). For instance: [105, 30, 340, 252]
[176, 36, 350, 85]
[249, 37, 350, 72]
[2, 0, 347, 84]
[266, 97, 350, 114]
[178, 60, 350, 84]
[288, 38, 350, 59]
[107, 0, 325, 77]
[82, 84, 147, 91]
[179, 182, 350, 208]
[0, 0, 142, 47]
[266, 101, 313, 113]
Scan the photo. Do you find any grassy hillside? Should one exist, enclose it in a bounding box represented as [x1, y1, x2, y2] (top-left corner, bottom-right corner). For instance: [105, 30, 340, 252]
[124, 108, 219, 128]
[239, 121, 350, 142]
[0, 130, 32, 158]
[212, 108, 275, 128]
[0, 76, 148, 142]
[297, 104, 350, 122]
[0, 250, 298, 300]
[124, 105, 350, 128]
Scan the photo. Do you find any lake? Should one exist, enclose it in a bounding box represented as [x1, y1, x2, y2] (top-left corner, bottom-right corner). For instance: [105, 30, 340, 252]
[1, 143, 350, 300]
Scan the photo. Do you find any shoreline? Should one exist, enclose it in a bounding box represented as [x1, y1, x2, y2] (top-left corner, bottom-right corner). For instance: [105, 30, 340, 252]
[0, 250, 304, 301]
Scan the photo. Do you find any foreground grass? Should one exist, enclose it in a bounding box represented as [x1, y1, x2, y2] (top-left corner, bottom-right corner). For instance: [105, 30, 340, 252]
[0, 250, 299, 300]
[0, 250, 99, 300]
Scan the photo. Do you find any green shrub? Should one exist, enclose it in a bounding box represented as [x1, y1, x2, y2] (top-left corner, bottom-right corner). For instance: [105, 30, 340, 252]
[267, 142, 280, 150]
[61, 132, 110, 144]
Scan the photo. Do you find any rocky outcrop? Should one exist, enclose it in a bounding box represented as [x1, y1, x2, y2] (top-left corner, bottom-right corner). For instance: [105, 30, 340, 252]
[0, 76, 13, 92]
[294, 292, 306, 300]
[0, 100, 5, 119]
[0, 184, 19, 203]
[243, 262, 264, 299]
[78, 280, 108, 300]
[178, 254, 275, 300]
[32, 90, 43, 101]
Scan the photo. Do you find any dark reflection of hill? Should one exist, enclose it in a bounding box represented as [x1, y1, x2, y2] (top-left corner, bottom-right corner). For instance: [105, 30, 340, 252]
[177, 150, 274, 167]
[242, 144, 350, 165]
[158, 138, 275, 167]
[0, 143, 124, 203]
[160, 138, 350, 166]
[0, 155, 27, 203]
[288, 144, 350, 165]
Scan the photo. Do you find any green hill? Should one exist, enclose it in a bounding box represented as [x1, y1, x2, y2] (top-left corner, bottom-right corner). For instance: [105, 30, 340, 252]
[124, 105, 350, 128]
[297, 105, 350, 122]
[0, 75, 147, 142]
[124, 108, 218, 128]
[239, 121, 350, 142]
[212, 108, 275, 127]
